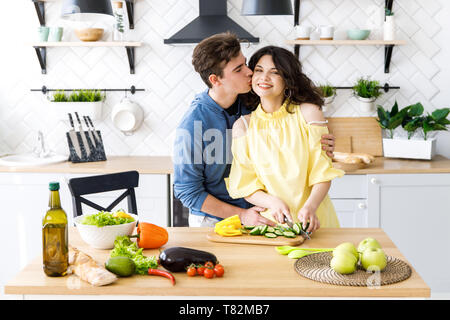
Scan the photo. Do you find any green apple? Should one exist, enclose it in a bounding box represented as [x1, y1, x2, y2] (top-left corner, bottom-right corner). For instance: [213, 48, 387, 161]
[361, 247, 387, 272]
[333, 242, 359, 261]
[357, 237, 381, 253]
[330, 251, 357, 274]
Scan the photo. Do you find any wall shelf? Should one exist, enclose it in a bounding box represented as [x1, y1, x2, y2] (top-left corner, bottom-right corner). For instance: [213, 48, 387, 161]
[32, 0, 137, 30]
[290, 0, 404, 73]
[31, 42, 142, 74]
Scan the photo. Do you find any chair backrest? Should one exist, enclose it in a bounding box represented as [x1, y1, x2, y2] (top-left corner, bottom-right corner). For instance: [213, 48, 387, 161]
[68, 170, 139, 218]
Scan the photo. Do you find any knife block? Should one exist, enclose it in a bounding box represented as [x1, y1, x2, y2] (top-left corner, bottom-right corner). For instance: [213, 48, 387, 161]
[66, 130, 107, 163]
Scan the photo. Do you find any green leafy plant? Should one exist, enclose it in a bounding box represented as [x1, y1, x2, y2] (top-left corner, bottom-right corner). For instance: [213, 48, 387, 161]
[52, 89, 105, 102]
[319, 84, 336, 98]
[52, 90, 68, 102]
[421, 108, 450, 140]
[377, 101, 409, 138]
[402, 102, 425, 139]
[352, 78, 383, 100]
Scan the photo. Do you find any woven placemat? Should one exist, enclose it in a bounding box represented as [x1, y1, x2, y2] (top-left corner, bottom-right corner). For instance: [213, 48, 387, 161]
[294, 252, 412, 287]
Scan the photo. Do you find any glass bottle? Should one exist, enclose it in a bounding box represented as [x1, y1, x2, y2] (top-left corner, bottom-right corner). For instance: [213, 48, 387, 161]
[113, 1, 125, 41]
[42, 182, 68, 277]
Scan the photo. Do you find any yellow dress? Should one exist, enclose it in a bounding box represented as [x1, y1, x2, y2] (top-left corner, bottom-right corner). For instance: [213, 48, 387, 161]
[225, 100, 345, 227]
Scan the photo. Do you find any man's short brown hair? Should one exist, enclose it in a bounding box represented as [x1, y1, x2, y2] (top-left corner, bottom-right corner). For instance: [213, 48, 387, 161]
[192, 32, 241, 88]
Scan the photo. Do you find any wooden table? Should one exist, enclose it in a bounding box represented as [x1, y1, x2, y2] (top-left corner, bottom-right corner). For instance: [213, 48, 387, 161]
[5, 227, 430, 298]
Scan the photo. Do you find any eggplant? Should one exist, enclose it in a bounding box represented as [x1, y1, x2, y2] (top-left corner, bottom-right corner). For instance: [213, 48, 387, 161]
[159, 247, 218, 272]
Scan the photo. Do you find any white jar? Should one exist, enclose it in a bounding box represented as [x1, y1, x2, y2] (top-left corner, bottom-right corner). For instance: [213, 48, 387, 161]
[384, 15, 395, 41]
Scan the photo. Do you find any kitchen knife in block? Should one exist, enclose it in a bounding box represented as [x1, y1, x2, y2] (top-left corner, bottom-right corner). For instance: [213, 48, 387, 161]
[68, 113, 82, 159]
[83, 116, 97, 147]
[86, 116, 101, 142]
[74, 112, 91, 157]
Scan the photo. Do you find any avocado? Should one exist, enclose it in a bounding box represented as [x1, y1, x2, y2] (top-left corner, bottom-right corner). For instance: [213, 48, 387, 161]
[105, 256, 136, 277]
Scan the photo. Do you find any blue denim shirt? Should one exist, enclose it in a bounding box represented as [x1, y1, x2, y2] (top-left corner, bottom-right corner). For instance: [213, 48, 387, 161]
[173, 90, 252, 220]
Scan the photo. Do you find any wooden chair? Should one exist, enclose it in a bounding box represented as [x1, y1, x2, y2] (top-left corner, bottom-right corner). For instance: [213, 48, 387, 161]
[68, 170, 139, 218]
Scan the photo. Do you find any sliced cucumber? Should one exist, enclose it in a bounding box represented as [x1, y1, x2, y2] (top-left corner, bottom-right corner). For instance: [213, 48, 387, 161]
[274, 230, 283, 236]
[264, 232, 277, 238]
[292, 223, 301, 235]
[249, 226, 261, 235]
[244, 225, 255, 230]
[260, 225, 268, 235]
[266, 226, 275, 233]
[283, 231, 296, 238]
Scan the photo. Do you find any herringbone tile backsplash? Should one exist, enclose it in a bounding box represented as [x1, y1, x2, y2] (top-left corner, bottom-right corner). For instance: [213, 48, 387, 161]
[1, 0, 449, 157]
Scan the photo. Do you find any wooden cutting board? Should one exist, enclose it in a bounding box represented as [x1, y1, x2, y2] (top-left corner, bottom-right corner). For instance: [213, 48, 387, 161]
[327, 117, 383, 156]
[207, 232, 305, 246]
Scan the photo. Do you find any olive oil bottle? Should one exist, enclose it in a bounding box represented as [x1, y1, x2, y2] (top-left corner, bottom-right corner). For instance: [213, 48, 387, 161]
[42, 182, 68, 276]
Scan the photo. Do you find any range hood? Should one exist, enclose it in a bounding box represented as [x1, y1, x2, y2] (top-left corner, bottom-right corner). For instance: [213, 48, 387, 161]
[164, 0, 259, 44]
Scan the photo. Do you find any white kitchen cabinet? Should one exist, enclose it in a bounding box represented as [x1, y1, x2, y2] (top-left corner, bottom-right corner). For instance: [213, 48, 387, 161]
[368, 173, 450, 293]
[0, 172, 169, 293]
[329, 175, 369, 228]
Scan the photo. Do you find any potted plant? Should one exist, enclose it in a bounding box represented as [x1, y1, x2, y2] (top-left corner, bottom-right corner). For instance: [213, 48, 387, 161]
[319, 84, 336, 113]
[378, 102, 450, 160]
[384, 8, 395, 41]
[49, 89, 105, 120]
[352, 78, 383, 114]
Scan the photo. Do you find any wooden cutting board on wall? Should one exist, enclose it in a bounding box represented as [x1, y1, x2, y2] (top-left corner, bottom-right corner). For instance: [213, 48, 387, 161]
[326, 117, 383, 156]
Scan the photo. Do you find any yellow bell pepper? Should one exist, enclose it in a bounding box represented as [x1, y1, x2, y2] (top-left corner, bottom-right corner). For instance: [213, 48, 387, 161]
[214, 215, 242, 237]
[113, 210, 133, 219]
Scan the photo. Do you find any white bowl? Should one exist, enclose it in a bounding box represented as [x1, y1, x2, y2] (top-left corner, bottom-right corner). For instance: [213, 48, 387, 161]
[74, 213, 138, 249]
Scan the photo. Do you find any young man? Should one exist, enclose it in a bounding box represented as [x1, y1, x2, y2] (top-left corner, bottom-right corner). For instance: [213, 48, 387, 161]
[173, 33, 336, 227]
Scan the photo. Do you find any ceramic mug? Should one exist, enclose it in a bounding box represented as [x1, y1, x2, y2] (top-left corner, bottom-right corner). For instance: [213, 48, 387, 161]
[319, 25, 334, 40]
[111, 98, 144, 134]
[48, 27, 64, 41]
[38, 26, 50, 42]
[295, 25, 312, 40]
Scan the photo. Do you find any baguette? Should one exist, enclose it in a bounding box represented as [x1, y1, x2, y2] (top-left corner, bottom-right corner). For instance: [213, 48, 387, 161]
[68, 246, 117, 286]
[333, 152, 374, 164]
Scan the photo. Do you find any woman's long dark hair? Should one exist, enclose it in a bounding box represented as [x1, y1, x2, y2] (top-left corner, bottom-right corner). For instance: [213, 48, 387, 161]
[240, 46, 324, 112]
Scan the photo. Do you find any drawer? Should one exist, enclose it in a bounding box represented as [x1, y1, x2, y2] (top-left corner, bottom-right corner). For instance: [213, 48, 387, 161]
[329, 175, 367, 199]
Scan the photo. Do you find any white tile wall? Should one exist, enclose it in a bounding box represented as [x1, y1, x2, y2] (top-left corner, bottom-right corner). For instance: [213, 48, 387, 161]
[0, 0, 449, 158]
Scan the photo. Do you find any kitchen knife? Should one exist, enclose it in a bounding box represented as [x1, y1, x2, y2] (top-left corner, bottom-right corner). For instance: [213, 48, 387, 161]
[283, 216, 294, 229]
[68, 113, 82, 159]
[74, 112, 91, 157]
[83, 116, 97, 147]
[86, 116, 101, 142]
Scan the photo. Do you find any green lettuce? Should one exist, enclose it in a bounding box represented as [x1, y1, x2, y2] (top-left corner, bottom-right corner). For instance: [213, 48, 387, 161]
[81, 211, 134, 227]
[110, 236, 158, 275]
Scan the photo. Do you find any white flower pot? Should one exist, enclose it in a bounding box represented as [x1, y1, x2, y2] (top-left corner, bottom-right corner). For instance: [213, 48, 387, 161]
[384, 16, 395, 41]
[49, 101, 103, 121]
[322, 95, 335, 113]
[382, 138, 436, 160]
[356, 96, 376, 114]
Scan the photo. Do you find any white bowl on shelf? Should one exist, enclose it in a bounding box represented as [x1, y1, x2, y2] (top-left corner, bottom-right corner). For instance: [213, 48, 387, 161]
[74, 213, 138, 249]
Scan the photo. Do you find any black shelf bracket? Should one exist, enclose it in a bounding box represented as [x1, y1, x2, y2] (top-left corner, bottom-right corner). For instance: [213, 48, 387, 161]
[125, 0, 135, 30]
[34, 46, 47, 74]
[385, 45, 394, 73]
[32, 0, 45, 26]
[126, 47, 135, 74]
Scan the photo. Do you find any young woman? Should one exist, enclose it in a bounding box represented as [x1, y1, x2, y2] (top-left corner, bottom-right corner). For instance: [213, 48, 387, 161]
[225, 46, 344, 233]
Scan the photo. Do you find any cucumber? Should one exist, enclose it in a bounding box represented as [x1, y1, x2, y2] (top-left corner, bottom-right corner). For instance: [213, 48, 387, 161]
[266, 226, 275, 233]
[260, 225, 268, 235]
[249, 226, 261, 235]
[274, 230, 283, 236]
[283, 231, 296, 238]
[264, 232, 277, 238]
[293, 223, 301, 235]
[244, 225, 255, 230]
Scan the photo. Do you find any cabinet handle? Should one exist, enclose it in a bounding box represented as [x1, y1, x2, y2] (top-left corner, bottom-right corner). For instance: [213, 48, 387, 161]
[358, 203, 367, 209]
[370, 178, 379, 185]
